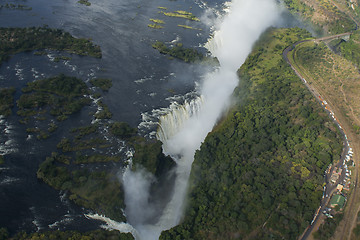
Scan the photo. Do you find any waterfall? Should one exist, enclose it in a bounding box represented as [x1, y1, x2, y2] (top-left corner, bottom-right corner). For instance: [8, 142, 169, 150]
[156, 96, 204, 151]
[88, 0, 280, 239]
[204, 30, 222, 55]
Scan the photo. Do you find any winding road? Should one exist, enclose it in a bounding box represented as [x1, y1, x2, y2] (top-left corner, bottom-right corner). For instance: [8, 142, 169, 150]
[283, 32, 359, 240]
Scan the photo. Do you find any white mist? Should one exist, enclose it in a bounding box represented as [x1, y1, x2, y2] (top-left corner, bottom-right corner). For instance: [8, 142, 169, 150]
[89, 0, 280, 239]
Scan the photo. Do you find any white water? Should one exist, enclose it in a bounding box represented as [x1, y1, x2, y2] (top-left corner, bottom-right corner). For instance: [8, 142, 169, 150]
[89, 0, 280, 239]
[156, 96, 204, 147]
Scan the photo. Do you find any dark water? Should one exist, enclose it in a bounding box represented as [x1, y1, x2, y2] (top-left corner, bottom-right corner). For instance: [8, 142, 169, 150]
[0, 0, 221, 235]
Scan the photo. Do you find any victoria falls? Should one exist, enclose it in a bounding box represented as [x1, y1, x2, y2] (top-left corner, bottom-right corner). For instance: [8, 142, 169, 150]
[1, 0, 360, 239]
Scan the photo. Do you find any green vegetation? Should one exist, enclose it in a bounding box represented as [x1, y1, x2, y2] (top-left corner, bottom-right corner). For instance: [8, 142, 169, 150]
[90, 78, 113, 91]
[292, 36, 360, 129]
[37, 116, 174, 221]
[16, 74, 91, 138]
[26, 127, 39, 133]
[353, 124, 360, 134]
[10, 228, 133, 239]
[92, 92, 102, 99]
[78, 0, 91, 6]
[0, 27, 101, 65]
[36, 131, 49, 140]
[48, 122, 58, 133]
[148, 24, 163, 29]
[283, 0, 356, 35]
[354, 224, 360, 238]
[0, 155, 4, 165]
[17, 74, 91, 120]
[353, 211, 360, 238]
[313, 213, 343, 239]
[157, 6, 167, 10]
[37, 150, 126, 221]
[130, 137, 175, 177]
[330, 30, 360, 68]
[94, 100, 113, 119]
[178, 24, 202, 31]
[57, 124, 115, 154]
[283, 0, 314, 18]
[0, 3, 32, 10]
[160, 28, 342, 240]
[53, 56, 71, 62]
[33, 50, 47, 56]
[109, 121, 137, 139]
[74, 154, 122, 164]
[150, 19, 165, 24]
[57, 136, 107, 152]
[71, 124, 98, 137]
[160, 10, 200, 21]
[110, 121, 174, 177]
[148, 19, 165, 29]
[0, 227, 8, 239]
[152, 41, 218, 65]
[0, 87, 15, 116]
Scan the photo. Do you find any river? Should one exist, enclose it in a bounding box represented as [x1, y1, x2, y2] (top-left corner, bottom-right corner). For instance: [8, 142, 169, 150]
[0, 0, 304, 237]
[0, 0, 220, 234]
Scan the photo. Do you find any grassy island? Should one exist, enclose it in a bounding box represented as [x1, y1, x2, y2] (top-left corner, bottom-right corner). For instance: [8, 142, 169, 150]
[0, 3, 32, 11]
[160, 10, 200, 21]
[178, 24, 202, 31]
[0, 87, 15, 116]
[148, 24, 163, 29]
[53, 56, 71, 62]
[37, 121, 130, 221]
[17, 74, 91, 121]
[78, 0, 91, 6]
[160, 27, 343, 240]
[148, 19, 165, 29]
[15, 74, 93, 139]
[90, 78, 112, 91]
[94, 100, 113, 119]
[37, 155, 126, 221]
[152, 41, 218, 65]
[0, 27, 101, 65]
[150, 19, 165, 24]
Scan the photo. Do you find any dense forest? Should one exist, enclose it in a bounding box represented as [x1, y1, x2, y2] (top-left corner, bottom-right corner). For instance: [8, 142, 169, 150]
[160, 27, 343, 239]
